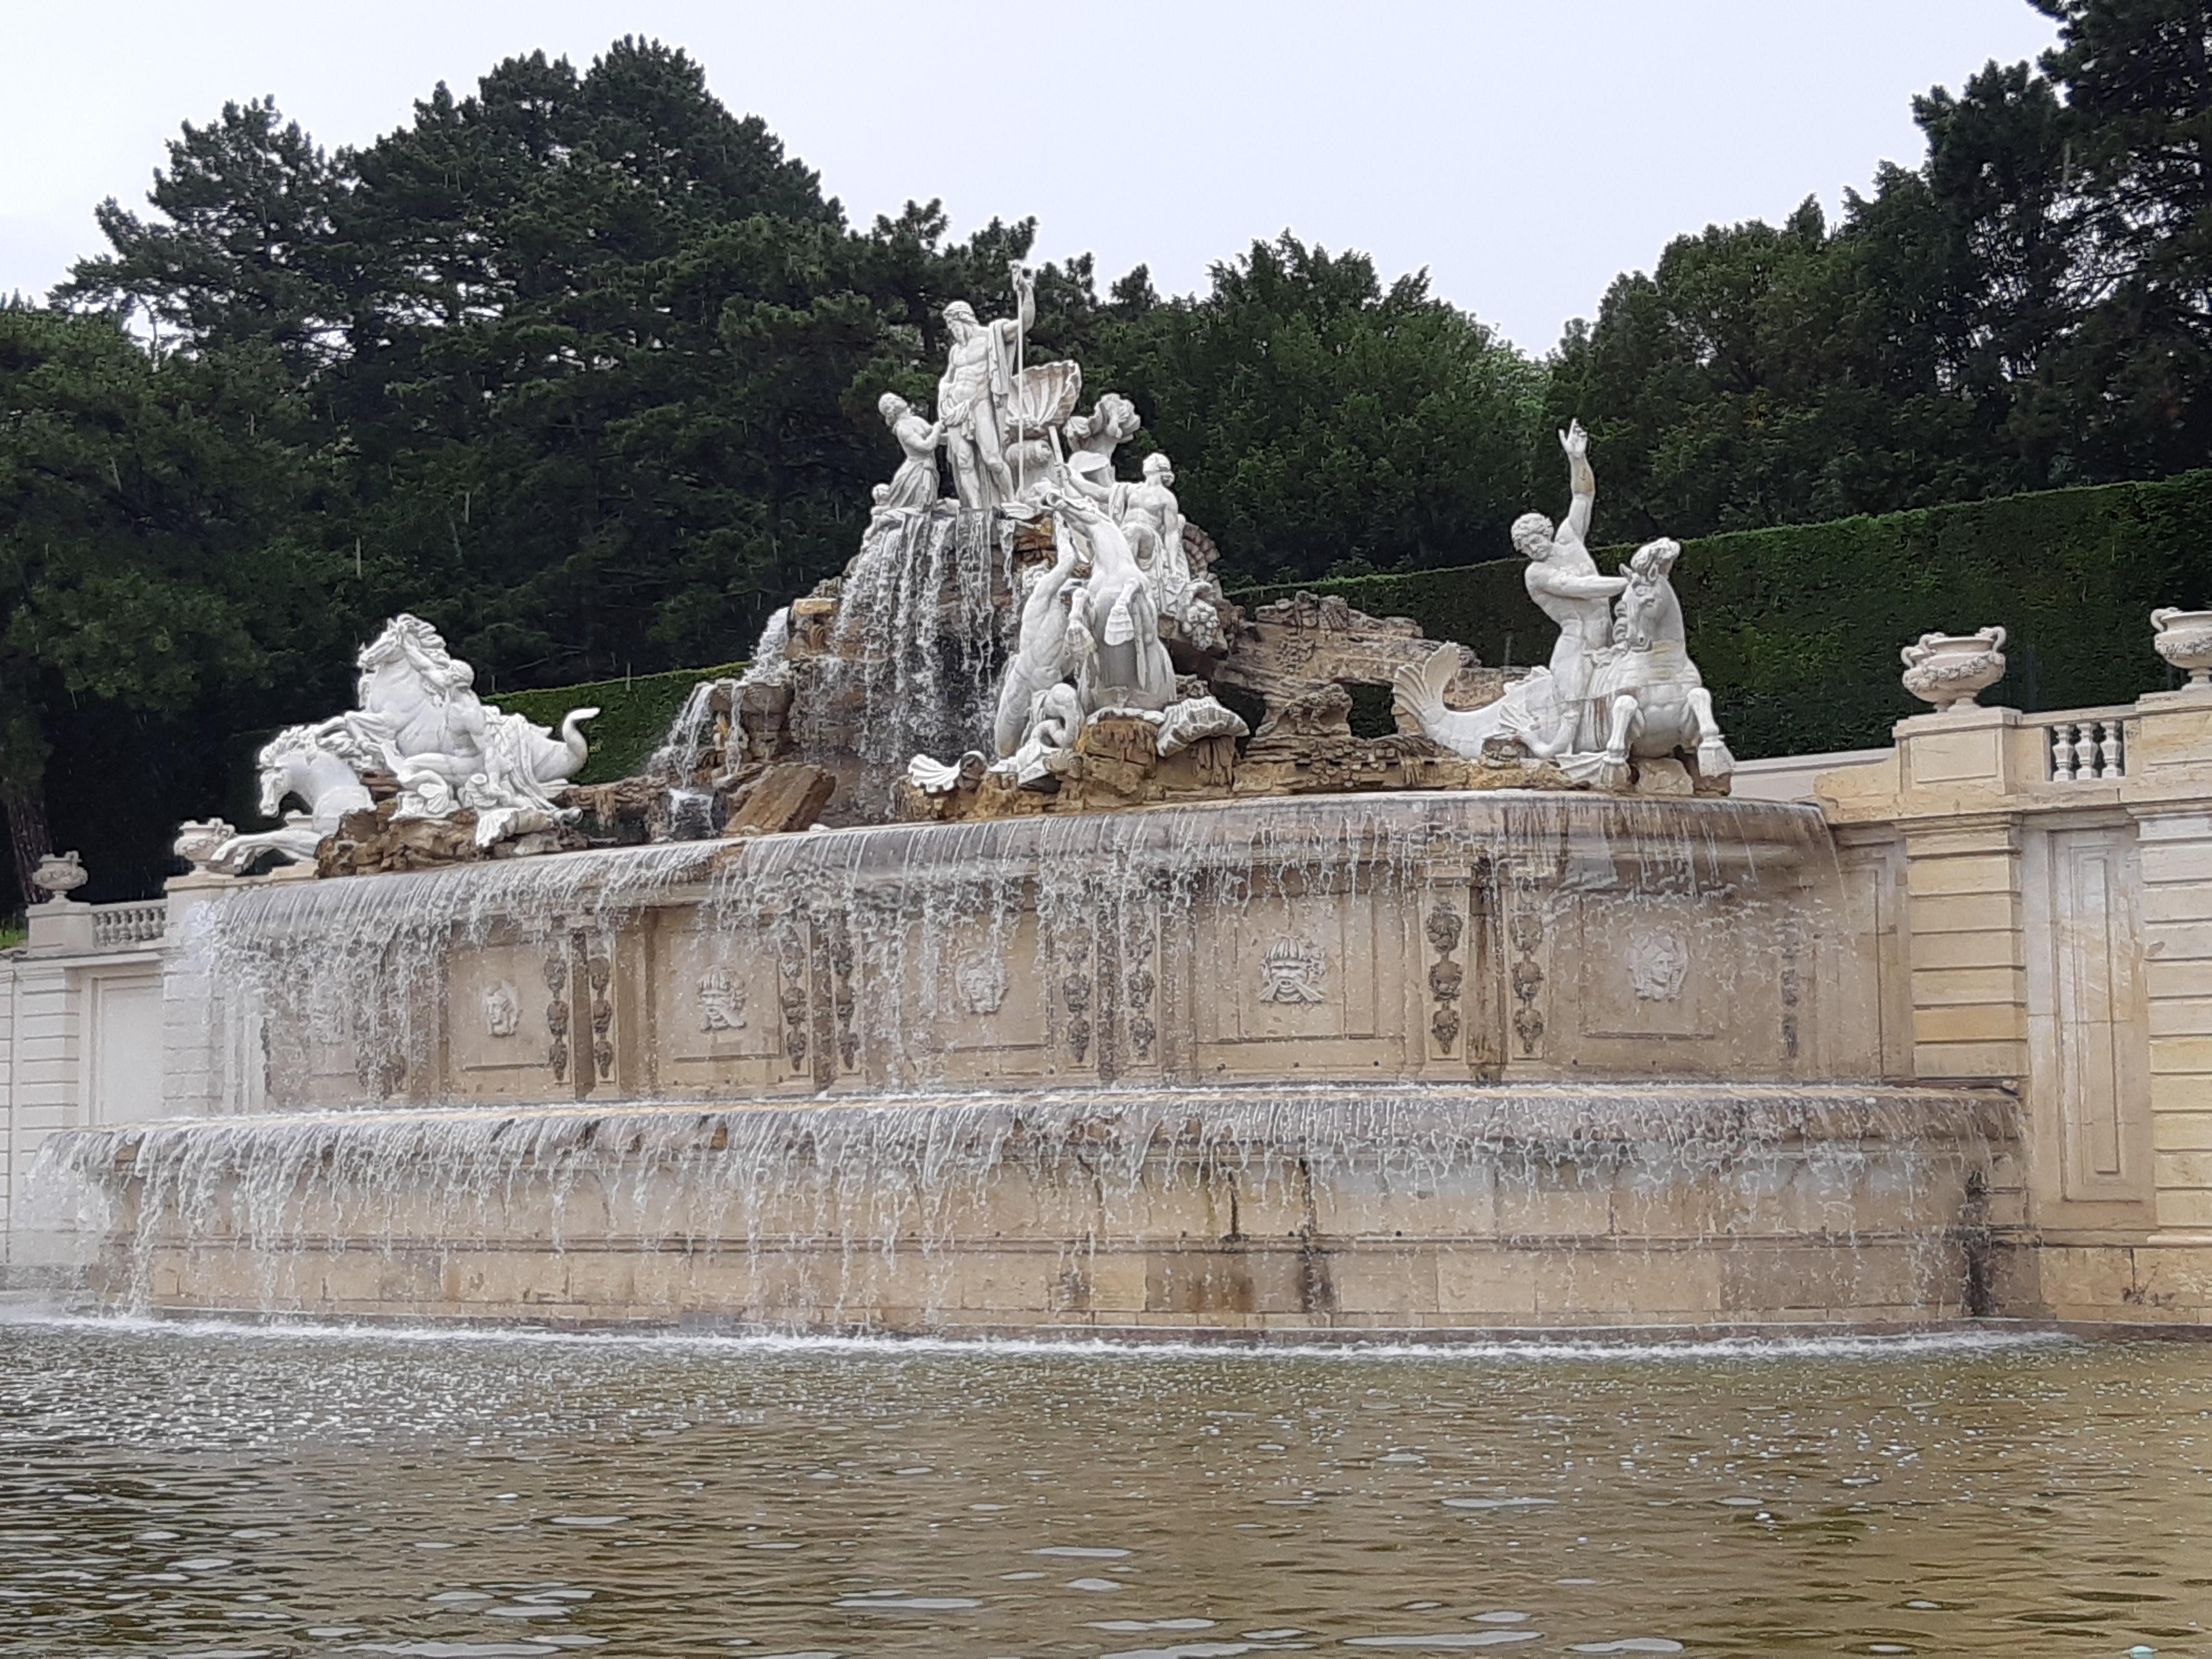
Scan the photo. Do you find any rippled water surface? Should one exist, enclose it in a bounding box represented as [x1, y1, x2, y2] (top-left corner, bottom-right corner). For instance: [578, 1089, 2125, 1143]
[1, 1321, 2209, 1657]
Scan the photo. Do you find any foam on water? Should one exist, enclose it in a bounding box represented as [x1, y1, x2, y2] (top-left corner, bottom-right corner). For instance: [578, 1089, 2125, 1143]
[0, 1305, 2071, 1363]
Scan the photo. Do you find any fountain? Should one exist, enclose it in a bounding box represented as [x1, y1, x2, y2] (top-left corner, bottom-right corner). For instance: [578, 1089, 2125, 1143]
[33, 265, 2019, 1336]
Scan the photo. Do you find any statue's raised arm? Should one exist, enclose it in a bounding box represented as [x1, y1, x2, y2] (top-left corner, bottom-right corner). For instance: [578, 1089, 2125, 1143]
[1560, 418, 1595, 550]
[997, 260, 1036, 347]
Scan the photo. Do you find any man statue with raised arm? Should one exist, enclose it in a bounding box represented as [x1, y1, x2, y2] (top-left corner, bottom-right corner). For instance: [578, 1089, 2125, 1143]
[1516, 419, 1627, 756]
[937, 262, 1035, 512]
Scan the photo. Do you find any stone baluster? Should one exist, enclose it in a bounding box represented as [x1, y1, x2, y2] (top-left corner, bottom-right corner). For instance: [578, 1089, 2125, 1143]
[2073, 723, 2100, 780]
[2051, 723, 2078, 781]
[2098, 720, 2125, 779]
[2048, 719, 2132, 781]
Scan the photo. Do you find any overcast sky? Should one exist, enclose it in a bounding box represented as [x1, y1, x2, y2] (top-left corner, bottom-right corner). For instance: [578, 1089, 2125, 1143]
[1, 0, 2059, 353]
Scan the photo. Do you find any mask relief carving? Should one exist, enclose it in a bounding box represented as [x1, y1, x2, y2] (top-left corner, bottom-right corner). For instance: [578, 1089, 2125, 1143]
[1627, 929, 1691, 1002]
[955, 951, 1010, 1015]
[483, 982, 520, 1039]
[1259, 937, 1326, 1005]
[698, 968, 745, 1032]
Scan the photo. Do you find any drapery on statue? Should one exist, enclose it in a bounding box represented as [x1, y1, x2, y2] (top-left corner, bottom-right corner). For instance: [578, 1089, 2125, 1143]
[937, 261, 1035, 512]
[875, 393, 943, 513]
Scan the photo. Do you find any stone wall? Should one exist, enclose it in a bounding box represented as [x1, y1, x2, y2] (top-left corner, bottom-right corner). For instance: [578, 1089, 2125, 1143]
[1817, 682, 2212, 1325]
[160, 795, 1878, 1113]
[74, 1085, 2008, 1335]
[0, 899, 166, 1286]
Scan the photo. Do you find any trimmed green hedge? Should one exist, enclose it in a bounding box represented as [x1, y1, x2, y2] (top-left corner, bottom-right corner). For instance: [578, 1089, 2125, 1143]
[500, 661, 748, 785]
[1234, 470, 2212, 759]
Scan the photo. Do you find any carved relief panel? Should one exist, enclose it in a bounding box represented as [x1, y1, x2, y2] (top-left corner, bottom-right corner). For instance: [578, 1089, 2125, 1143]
[445, 939, 563, 1101]
[1196, 889, 1388, 1071]
[2032, 824, 2150, 1205]
[1573, 902, 1715, 1046]
[648, 916, 791, 1099]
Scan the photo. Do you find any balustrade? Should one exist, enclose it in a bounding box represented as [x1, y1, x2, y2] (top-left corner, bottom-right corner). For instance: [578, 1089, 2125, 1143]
[90, 901, 168, 948]
[2044, 718, 2128, 782]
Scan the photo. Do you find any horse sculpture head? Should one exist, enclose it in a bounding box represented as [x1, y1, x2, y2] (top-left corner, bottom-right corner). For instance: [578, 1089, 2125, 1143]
[1615, 538, 1684, 651]
[355, 613, 473, 713]
[255, 724, 334, 819]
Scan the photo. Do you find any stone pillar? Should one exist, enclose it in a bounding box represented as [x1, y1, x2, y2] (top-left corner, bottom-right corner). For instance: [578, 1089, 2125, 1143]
[1899, 817, 2027, 1088]
[2133, 806, 2212, 1233]
[24, 896, 95, 954]
[2127, 688, 2212, 1243]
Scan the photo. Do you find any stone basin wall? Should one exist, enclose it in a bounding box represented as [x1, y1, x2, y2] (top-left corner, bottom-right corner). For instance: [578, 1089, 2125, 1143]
[30, 791, 2027, 1334]
[161, 793, 1891, 1116]
[58, 1084, 2015, 1334]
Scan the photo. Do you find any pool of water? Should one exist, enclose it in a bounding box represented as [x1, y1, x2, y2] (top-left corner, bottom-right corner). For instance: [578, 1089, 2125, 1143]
[0, 1319, 2207, 1657]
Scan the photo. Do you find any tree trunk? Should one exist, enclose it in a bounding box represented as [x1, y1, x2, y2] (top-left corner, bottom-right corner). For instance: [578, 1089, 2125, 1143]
[0, 778, 50, 913]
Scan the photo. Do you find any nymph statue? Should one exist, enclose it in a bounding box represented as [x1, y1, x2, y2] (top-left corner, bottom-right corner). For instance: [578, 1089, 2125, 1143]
[1063, 392, 1141, 492]
[875, 393, 943, 512]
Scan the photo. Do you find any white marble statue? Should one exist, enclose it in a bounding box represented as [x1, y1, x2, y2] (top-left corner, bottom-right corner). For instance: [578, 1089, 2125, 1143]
[1004, 682, 1086, 788]
[1066, 446, 1223, 650]
[875, 394, 943, 512]
[211, 615, 600, 867]
[329, 618, 596, 836]
[1393, 649, 1565, 759]
[1064, 392, 1141, 492]
[211, 725, 377, 869]
[1514, 420, 1627, 757]
[891, 288, 1238, 793]
[993, 517, 1084, 758]
[1587, 539, 1734, 790]
[1055, 483, 1177, 716]
[1394, 423, 1734, 791]
[938, 263, 1035, 512]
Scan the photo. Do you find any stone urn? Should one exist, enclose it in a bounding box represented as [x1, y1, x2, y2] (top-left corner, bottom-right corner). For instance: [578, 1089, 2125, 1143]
[1901, 627, 2008, 712]
[2152, 607, 2212, 688]
[172, 818, 237, 871]
[30, 850, 87, 902]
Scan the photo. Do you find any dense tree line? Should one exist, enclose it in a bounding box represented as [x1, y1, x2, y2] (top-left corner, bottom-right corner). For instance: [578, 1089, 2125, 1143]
[2, 0, 2205, 907]
[1551, 0, 2210, 539]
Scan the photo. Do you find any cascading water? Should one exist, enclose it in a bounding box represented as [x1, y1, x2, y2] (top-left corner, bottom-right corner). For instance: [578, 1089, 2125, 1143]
[42, 1082, 2007, 1331]
[34, 788, 2022, 1333]
[789, 503, 1013, 784]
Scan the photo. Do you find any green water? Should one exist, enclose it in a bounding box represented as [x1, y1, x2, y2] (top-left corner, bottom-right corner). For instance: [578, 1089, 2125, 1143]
[0, 1321, 2207, 1657]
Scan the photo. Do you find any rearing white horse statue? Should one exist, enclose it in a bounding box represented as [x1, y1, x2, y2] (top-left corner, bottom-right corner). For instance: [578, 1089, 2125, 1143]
[211, 616, 602, 868]
[1588, 539, 1735, 792]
